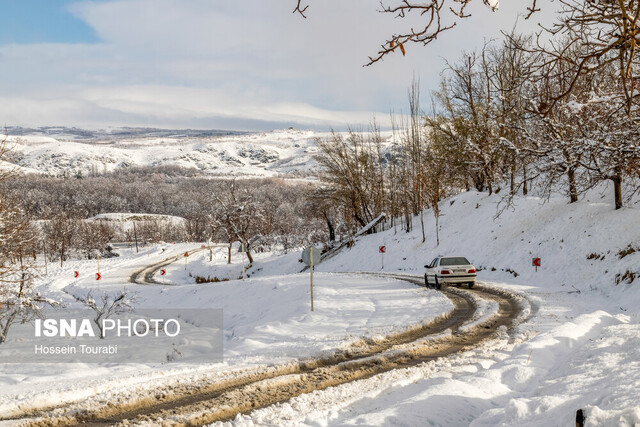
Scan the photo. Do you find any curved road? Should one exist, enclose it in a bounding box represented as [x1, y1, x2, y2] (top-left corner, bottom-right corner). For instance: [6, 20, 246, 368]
[18, 264, 525, 426]
[129, 248, 205, 285]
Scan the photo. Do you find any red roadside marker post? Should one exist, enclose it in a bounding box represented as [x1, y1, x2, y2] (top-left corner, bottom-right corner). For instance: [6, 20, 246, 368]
[184, 251, 189, 270]
[74, 271, 79, 278]
[96, 273, 101, 281]
[532, 257, 541, 272]
[379, 245, 386, 269]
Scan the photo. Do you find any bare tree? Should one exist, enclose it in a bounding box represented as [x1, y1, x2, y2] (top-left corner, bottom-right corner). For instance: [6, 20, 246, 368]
[75, 290, 136, 339]
[211, 180, 265, 265]
[0, 133, 58, 344]
[293, 0, 524, 65]
[315, 128, 386, 231]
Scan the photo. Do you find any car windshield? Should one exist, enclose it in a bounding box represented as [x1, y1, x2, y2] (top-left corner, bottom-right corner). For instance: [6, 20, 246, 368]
[440, 257, 470, 266]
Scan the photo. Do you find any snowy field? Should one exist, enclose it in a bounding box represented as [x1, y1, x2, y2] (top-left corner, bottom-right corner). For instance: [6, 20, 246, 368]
[1, 185, 639, 426]
[0, 245, 451, 419]
[2, 129, 328, 178]
[238, 187, 639, 427]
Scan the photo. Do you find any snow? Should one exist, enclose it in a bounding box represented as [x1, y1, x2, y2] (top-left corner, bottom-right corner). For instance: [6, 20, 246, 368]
[0, 245, 451, 418]
[2, 184, 640, 425]
[485, 0, 499, 11]
[88, 212, 187, 233]
[206, 187, 640, 426]
[3, 129, 329, 178]
[90, 213, 185, 222]
[222, 285, 638, 427]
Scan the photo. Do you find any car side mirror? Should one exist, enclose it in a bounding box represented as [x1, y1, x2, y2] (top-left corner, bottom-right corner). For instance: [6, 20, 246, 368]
[424, 265, 428, 268]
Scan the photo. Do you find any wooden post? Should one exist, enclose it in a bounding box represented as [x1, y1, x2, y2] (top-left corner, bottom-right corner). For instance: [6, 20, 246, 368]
[97, 252, 100, 274]
[310, 247, 314, 312]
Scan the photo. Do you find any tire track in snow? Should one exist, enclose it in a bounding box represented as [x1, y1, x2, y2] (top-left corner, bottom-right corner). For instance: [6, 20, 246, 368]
[129, 248, 205, 285]
[16, 274, 523, 427]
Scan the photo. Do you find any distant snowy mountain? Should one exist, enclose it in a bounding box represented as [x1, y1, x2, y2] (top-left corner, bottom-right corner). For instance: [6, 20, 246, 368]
[2, 128, 325, 178]
[4, 126, 247, 141]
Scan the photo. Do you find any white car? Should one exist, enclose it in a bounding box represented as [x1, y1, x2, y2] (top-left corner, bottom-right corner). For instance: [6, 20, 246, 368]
[424, 256, 477, 290]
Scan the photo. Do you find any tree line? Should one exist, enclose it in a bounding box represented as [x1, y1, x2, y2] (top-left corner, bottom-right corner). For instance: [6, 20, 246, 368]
[313, 31, 640, 245]
[0, 167, 330, 265]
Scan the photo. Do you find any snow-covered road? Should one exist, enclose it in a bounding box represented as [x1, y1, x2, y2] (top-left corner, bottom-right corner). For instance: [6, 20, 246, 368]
[5, 274, 524, 426]
[228, 282, 639, 427]
[0, 249, 455, 424]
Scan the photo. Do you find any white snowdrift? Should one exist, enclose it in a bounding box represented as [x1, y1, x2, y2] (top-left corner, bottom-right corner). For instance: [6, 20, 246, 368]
[226, 187, 640, 426]
[0, 248, 452, 417]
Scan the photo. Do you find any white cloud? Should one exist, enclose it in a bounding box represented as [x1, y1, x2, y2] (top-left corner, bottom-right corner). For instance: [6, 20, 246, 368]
[0, 0, 558, 130]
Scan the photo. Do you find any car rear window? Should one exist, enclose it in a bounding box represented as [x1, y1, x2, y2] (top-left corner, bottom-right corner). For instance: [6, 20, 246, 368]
[440, 257, 470, 266]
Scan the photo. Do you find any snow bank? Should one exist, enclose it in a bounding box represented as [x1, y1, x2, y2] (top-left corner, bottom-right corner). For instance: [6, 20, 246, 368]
[0, 250, 452, 416]
[227, 188, 640, 426]
[317, 188, 640, 296]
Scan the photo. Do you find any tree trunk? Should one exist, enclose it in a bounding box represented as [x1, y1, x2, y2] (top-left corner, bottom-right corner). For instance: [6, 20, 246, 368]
[612, 172, 623, 210]
[568, 167, 578, 203]
[0, 313, 16, 344]
[94, 318, 106, 339]
[227, 240, 232, 264]
[404, 208, 411, 233]
[60, 236, 65, 267]
[133, 222, 139, 253]
[326, 217, 335, 242]
[510, 162, 516, 195]
[246, 247, 254, 264]
[523, 165, 528, 196]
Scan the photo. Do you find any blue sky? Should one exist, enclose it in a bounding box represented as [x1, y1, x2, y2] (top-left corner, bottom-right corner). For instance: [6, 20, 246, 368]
[0, 1, 98, 44]
[0, 0, 554, 131]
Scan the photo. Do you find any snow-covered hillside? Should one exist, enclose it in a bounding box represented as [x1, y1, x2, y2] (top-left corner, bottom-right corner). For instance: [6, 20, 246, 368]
[167, 187, 640, 426]
[3, 128, 329, 177]
[318, 187, 640, 296]
[1, 183, 639, 425]
[273, 188, 638, 427]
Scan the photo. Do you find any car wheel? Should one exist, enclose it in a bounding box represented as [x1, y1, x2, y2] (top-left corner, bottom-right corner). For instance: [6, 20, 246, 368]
[468, 281, 475, 289]
[435, 276, 441, 290]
